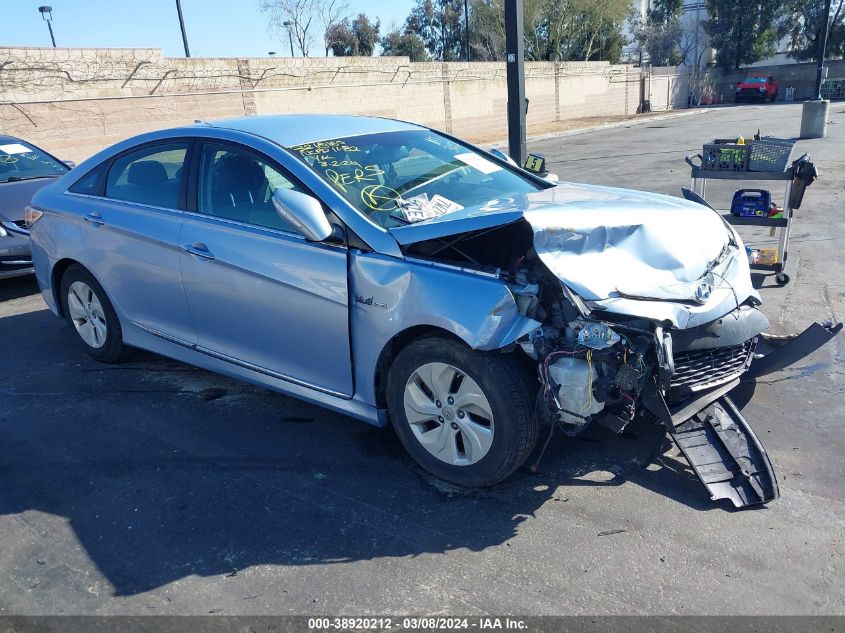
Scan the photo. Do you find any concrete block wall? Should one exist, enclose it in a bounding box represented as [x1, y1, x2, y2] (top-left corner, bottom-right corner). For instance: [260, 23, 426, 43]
[1, 46, 641, 162]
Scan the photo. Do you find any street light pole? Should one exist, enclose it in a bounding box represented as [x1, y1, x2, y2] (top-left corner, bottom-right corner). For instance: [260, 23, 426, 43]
[175, 0, 191, 57]
[38, 6, 56, 48]
[283, 21, 295, 57]
[505, 0, 526, 165]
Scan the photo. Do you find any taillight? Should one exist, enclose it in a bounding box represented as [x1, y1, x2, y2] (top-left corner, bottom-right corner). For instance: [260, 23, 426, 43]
[24, 205, 43, 228]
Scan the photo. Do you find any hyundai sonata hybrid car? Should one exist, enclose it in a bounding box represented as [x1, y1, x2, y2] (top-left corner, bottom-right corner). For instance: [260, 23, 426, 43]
[28, 115, 839, 507]
[1, 135, 71, 279]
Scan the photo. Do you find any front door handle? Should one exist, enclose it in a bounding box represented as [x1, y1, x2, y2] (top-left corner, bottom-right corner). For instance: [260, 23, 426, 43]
[83, 212, 105, 226]
[181, 242, 215, 260]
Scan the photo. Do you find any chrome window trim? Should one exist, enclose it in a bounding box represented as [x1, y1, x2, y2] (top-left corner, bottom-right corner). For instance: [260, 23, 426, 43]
[64, 191, 185, 217]
[183, 208, 306, 241]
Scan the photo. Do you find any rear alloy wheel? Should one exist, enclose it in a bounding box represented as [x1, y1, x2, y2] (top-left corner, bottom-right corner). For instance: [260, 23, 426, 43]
[60, 264, 124, 362]
[387, 336, 538, 487]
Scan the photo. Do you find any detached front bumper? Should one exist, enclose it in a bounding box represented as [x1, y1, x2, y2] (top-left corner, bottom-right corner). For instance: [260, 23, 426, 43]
[643, 316, 841, 508]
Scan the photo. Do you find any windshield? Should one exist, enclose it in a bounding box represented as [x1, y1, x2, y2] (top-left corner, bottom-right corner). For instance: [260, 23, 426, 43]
[287, 130, 543, 228]
[742, 78, 768, 84]
[0, 140, 68, 184]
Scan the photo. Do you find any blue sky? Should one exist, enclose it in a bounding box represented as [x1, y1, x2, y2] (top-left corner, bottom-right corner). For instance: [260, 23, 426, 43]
[3, 0, 413, 57]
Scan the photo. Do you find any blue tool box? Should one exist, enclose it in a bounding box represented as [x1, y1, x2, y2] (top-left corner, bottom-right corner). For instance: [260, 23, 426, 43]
[731, 189, 772, 217]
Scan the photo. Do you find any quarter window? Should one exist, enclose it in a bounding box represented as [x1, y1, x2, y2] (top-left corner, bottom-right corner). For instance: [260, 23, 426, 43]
[68, 163, 106, 195]
[197, 144, 302, 233]
[105, 143, 188, 209]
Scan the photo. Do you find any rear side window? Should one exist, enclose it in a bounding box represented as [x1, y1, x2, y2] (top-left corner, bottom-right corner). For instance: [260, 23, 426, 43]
[105, 143, 188, 209]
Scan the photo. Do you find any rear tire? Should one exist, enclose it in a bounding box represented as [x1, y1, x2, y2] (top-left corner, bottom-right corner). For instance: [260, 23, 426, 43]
[386, 336, 539, 487]
[60, 264, 124, 363]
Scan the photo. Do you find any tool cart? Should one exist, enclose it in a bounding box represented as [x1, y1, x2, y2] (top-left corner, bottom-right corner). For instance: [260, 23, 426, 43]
[686, 137, 817, 286]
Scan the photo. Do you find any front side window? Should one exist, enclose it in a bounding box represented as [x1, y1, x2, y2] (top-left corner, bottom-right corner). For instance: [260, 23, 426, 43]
[105, 143, 188, 209]
[196, 144, 302, 233]
[287, 130, 543, 228]
[0, 140, 69, 184]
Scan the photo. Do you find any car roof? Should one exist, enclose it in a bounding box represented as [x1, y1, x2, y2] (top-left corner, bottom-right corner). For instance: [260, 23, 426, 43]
[0, 135, 25, 144]
[201, 114, 426, 148]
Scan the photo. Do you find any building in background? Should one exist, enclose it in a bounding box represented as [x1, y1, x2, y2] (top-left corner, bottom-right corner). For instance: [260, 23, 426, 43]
[623, 0, 789, 68]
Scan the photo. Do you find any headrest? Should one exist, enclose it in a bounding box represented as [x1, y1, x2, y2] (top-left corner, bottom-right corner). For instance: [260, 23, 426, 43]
[127, 160, 167, 186]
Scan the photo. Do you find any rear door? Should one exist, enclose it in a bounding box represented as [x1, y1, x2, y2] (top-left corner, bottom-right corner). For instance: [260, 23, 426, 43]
[178, 140, 353, 396]
[74, 140, 196, 345]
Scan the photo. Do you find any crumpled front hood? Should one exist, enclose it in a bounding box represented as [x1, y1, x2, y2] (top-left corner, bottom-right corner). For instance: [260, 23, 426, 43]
[391, 181, 758, 329]
[525, 184, 758, 329]
[524, 183, 732, 301]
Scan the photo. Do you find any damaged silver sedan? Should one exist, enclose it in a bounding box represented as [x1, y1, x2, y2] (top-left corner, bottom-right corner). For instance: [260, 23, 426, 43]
[29, 115, 840, 507]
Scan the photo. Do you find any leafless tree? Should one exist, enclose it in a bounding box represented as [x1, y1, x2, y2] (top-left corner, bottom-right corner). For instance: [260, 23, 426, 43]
[319, 0, 351, 56]
[261, 0, 315, 56]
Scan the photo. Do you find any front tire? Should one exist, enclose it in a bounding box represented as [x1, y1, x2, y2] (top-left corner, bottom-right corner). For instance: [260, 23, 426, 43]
[386, 336, 538, 487]
[60, 264, 124, 362]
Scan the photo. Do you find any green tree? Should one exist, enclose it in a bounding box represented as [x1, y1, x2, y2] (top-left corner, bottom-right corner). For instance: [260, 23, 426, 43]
[705, 0, 783, 69]
[781, 0, 845, 61]
[407, 0, 467, 61]
[380, 29, 429, 60]
[465, 0, 627, 62]
[326, 13, 381, 56]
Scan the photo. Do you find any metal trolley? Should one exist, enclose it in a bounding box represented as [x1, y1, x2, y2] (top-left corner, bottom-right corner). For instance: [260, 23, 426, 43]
[687, 166, 795, 286]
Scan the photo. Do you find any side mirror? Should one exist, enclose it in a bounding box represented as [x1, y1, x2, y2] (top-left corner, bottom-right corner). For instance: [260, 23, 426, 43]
[488, 148, 518, 167]
[63, 160, 76, 169]
[271, 188, 332, 242]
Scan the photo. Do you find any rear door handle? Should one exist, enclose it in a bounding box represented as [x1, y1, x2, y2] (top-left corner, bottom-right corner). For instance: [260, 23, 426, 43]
[83, 212, 105, 226]
[181, 242, 215, 260]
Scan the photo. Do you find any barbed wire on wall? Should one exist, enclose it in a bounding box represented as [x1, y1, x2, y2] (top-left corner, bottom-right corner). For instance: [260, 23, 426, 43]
[0, 47, 641, 106]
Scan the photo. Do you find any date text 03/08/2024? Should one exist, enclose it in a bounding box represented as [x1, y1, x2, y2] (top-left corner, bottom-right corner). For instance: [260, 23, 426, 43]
[307, 617, 528, 630]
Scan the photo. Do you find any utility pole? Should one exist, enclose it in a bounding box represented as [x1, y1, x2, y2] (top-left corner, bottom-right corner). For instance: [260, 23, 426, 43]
[441, 0, 447, 61]
[814, 0, 833, 100]
[801, 0, 833, 138]
[505, 0, 526, 165]
[175, 0, 191, 57]
[464, 0, 470, 61]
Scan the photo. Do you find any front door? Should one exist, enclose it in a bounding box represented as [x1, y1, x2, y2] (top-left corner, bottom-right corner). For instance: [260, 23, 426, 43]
[179, 141, 353, 396]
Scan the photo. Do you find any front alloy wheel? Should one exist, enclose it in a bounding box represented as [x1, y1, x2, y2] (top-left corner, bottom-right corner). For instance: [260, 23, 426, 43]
[404, 362, 495, 466]
[387, 336, 538, 487]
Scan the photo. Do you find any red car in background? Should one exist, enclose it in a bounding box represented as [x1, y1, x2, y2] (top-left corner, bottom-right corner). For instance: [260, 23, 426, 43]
[735, 76, 780, 103]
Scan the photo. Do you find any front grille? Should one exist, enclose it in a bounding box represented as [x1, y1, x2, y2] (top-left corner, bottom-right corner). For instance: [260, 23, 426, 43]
[670, 339, 756, 399]
[738, 88, 764, 98]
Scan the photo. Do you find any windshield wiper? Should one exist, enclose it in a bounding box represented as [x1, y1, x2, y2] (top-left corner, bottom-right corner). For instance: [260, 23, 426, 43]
[3, 175, 55, 183]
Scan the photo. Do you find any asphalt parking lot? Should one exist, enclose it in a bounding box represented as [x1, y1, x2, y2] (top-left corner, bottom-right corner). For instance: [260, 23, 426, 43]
[1, 103, 843, 616]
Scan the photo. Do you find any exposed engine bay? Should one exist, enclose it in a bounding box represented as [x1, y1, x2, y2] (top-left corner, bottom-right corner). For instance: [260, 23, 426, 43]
[401, 217, 841, 508]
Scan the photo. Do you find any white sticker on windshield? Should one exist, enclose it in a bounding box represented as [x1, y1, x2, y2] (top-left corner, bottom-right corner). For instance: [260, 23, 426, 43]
[454, 152, 502, 174]
[398, 193, 464, 223]
[0, 143, 33, 155]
